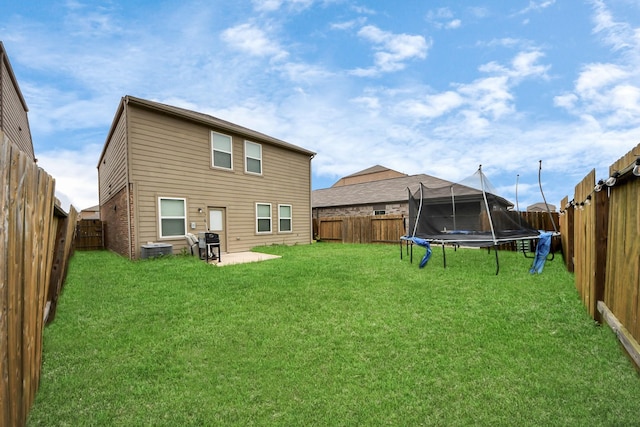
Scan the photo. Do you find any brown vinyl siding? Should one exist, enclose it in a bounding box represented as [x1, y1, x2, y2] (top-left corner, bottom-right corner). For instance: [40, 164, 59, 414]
[98, 109, 128, 204]
[126, 103, 312, 257]
[0, 45, 34, 160]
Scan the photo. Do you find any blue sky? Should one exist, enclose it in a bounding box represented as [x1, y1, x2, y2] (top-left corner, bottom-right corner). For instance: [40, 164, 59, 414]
[2, 0, 640, 211]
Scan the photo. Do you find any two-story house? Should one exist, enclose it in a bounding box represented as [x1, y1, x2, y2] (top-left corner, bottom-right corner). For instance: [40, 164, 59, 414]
[98, 96, 316, 260]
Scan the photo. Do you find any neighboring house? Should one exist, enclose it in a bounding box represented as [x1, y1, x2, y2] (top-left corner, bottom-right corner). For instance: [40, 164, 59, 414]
[312, 166, 456, 217]
[331, 164, 408, 187]
[98, 95, 316, 260]
[312, 165, 516, 219]
[0, 41, 35, 160]
[78, 205, 100, 221]
[527, 202, 556, 212]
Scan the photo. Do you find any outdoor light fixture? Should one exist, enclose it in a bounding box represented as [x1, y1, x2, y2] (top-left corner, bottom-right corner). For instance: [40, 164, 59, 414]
[198, 208, 203, 213]
[605, 172, 620, 187]
[633, 157, 640, 177]
[594, 179, 604, 192]
[584, 195, 592, 206]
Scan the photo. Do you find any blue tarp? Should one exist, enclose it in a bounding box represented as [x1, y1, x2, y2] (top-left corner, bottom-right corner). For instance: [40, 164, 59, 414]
[529, 232, 554, 274]
[410, 237, 432, 268]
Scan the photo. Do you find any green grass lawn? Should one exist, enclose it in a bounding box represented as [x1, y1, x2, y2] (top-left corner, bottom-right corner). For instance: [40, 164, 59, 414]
[28, 243, 640, 426]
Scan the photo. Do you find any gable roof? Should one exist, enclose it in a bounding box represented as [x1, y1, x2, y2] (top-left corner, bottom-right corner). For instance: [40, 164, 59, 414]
[98, 95, 315, 166]
[312, 173, 456, 208]
[332, 164, 407, 187]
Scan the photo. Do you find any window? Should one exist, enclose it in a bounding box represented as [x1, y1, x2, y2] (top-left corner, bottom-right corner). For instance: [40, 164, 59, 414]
[245, 141, 262, 174]
[279, 204, 292, 232]
[211, 131, 233, 169]
[373, 204, 385, 215]
[159, 197, 186, 238]
[256, 203, 272, 233]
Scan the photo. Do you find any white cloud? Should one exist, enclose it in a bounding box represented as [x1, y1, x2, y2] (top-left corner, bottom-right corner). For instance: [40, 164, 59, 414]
[252, 0, 316, 12]
[36, 144, 102, 211]
[221, 23, 289, 62]
[575, 63, 629, 95]
[350, 25, 430, 76]
[590, 0, 635, 51]
[330, 17, 367, 31]
[479, 50, 549, 80]
[398, 91, 465, 120]
[427, 7, 463, 30]
[516, 0, 556, 15]
[556, 62, 640, 126]
[446, 19, 462, 29]
[279, 62, 335, 83]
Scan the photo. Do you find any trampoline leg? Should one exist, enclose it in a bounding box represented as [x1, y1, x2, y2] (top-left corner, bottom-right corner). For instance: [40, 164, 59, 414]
[400, 239, 403, 260]
[494, 247, 500, 275]
[442, 243, 447, 269]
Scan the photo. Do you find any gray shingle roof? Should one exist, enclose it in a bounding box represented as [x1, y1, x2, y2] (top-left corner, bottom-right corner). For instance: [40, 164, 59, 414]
[312, 174, 457, 208]
[342, 164, 398, 178]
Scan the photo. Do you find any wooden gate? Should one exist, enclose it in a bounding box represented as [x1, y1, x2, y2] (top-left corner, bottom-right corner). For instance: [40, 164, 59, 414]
[75, 219, 104, 250]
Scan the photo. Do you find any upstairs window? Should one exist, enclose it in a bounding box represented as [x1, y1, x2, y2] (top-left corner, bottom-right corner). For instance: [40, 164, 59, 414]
[245, 141, 262, 175]
[256, 203, 272, 233]
[279, 204, 292, 232]
[211, 131, 233, 170]
[159, 197, 186, 238]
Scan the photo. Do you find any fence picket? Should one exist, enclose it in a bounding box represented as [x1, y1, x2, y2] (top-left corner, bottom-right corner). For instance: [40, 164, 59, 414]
[0, 133, 12, 427]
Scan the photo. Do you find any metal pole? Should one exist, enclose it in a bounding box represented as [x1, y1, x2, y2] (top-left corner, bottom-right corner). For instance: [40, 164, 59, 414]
[478, 165, 498, 245]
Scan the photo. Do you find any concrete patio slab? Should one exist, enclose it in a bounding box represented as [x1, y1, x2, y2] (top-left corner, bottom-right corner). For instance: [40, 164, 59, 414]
[206, 251, 281, 266]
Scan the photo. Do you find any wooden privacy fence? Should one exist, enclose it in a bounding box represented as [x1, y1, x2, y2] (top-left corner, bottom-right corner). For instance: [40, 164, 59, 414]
[314, 214, 405, 244]
[0, 134, 77, 427]
[314, 212, 559, 248]
[75, 219, 104, 250]
[562, 142, 640, 369]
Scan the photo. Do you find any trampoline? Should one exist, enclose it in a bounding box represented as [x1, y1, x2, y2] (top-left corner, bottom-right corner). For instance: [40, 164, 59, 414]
[401, 163, 559, 274]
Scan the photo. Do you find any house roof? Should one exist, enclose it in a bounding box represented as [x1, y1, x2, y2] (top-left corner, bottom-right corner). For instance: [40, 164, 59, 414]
[98, 95, 315, 166]
[312, 173, 457, 208]
[527, 202, 557, 212]
[81, 204, 100, 212]
[331, 165, 409, 187]
[343, 164, 399, 178]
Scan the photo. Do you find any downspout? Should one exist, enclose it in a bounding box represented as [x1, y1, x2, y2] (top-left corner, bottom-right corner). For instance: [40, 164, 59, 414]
[309, 153, 316, 243]
[124, 97, 133, 259]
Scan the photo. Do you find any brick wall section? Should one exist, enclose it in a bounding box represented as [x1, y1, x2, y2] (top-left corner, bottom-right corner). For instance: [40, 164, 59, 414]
[315, 203, 407, 217]
[101, 186, 130, 258]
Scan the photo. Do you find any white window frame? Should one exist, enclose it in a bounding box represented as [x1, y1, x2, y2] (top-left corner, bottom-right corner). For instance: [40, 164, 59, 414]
[256, 203, 272, 234]
[244, 140, 262, 175]
[278, 204, 292, 233]
[158, 197, 187, 238]
[211, 131, 233, 170]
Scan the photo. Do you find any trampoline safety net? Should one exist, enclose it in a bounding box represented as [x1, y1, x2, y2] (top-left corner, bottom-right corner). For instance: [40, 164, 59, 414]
[406, 167, 541, 248]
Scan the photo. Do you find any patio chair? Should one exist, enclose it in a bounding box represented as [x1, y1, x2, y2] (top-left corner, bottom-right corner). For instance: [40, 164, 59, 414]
[185, 233, 199, 256]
